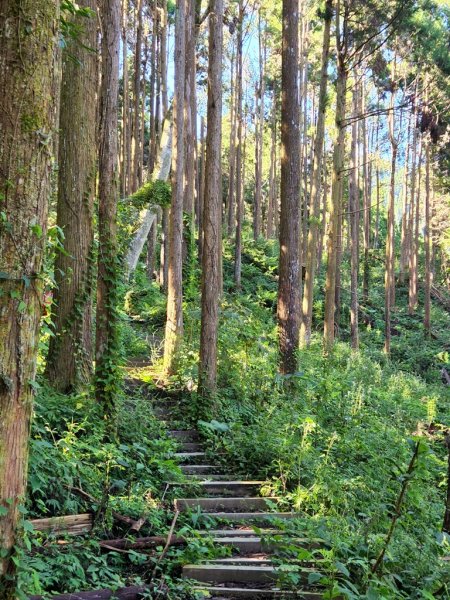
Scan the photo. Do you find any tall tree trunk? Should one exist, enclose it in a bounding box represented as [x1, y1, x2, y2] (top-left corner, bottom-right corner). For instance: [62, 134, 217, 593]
[423, 134, 431, 335]
[183, 0, 197, 265]
[253, 12, 265, 241]
[159, 206, 169, 292]
[0, 1, 60, 594]
[324, 1, 347, 352]
[199, 0, 223, 395]
[160, 0, 168, 118]
[266, 95, 277, 239]
[384, 80, 398, 355]
[163, 0, 186, 375]
[277, 0, 301, 374]
[46, 0, 97, 392]
[299, 0, 332, 347]
[198, 116, 206, 262]
[233, 0, 244, 290]
[148, 1, 158, 176]
[122, 0, 130, 196]
[361, 78, 371, 301]
[409, 125, 422, 314]
[349, 79, 359, 349]
[399, 108, 412, 284]
[131, 0, 143, 192]
[227, 39, 237, 237]
[146, 217, 158, 282]
[95, 0, 121, 419]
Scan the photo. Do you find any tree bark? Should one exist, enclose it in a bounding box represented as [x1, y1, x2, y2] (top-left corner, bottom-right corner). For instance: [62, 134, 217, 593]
[266, 95, 277, 239]
[349, 78, 359, 349]
[163, 0, 186, 375]
[384, 79, 398, 355]
[131, 0, 143, 193]
[299, 0, 332, 347]
[95, 0, 121, 419]
[233, 0, 244, 290]
[253, 12, 265, 241]
[409, 126, 422, 314]
[121, 0, 130, 197]
[198, 0, 223, 395]
[323, 1, 347, 352]
[227, 39, 237, 237]
[277, 0, 301, 374]
[0, 1, 60, 594]
[46, 0, 97, 392]
[423, 134, 431, 335]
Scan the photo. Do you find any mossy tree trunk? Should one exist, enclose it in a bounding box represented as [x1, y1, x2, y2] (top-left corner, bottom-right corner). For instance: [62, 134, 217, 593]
[0, 1, 60, 595]
[45, 0, 97, 392]
[95, 0, 121, 421]
[324, 0, 348, 352]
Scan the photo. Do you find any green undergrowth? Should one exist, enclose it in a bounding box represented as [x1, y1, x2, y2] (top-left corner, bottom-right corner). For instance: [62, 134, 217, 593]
[130, 232, 450, 598]
[24, 229, 450, 599]
[20, 380, 224, 598]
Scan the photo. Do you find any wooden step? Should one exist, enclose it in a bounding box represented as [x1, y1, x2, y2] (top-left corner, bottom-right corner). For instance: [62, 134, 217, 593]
[196, 512, 300, 524]
[180, 464, 222, 474]
[169, 429, 199, 441]
[168, 481, 266, 496]
[175, 497, 279, 513]
[178, 442, 204, 452]
[211, 536, 268, 553]
[173, 452, 207, 463]
[183, 563, 278, 584]
[184, 563, 316, 585]
[185, 474, 235, 481]
[199, 529, 280, 537]
[194, 587, 321, 599]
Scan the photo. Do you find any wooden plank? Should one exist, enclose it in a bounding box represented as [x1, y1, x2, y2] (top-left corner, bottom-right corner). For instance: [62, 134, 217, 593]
[183, 564, 315, 584]
[193, 587, 322, 599]
[30, 514, 93, 534]
[196, 512, 301, 524]
[175, 497, 279, 512]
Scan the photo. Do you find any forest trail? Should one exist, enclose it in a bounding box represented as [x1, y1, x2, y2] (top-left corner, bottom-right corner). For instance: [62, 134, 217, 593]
[156, 398, 328, 599]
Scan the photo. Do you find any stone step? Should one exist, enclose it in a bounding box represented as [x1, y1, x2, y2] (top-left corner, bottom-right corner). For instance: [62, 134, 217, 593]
[180, 464, 223, 474]
[185, 474, 235, 481]
[198, 529, 280, 537]
[172, 452, 207, 463]
[211, 537, 268, 553]
[168, 481, 266, 497]
[194, 587, 321, 599]
[209, 557, 273, 565]
[195, 512, 300, 524]
[169, 429, 199, 441]
[178, 442, 204, 452]
[175, 497, 279, 513]
[183, 563, 277, 584]
[183, 564, 315, 585]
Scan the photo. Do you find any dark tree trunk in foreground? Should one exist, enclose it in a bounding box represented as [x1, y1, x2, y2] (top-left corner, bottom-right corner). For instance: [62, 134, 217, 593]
[95, 0, 121, 420]
[199, 0, 223, 395]
[46, 0, 97, 392]
[163, 0, 186, 374]
[0, 1, 60, 595]
[277, 0, 301, 374]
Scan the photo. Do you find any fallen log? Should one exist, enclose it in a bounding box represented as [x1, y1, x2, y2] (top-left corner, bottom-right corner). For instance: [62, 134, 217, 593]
[98, 534, 185, 551]
[29, 584, 150, 600]
[30, 514, 93, 535]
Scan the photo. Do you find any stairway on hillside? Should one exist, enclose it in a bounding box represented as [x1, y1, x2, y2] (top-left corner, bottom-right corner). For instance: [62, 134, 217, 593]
[155, 398, 330, 600]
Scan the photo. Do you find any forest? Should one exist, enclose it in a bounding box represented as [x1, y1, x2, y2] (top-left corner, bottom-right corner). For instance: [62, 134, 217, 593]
[0, 0, 450, 598]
